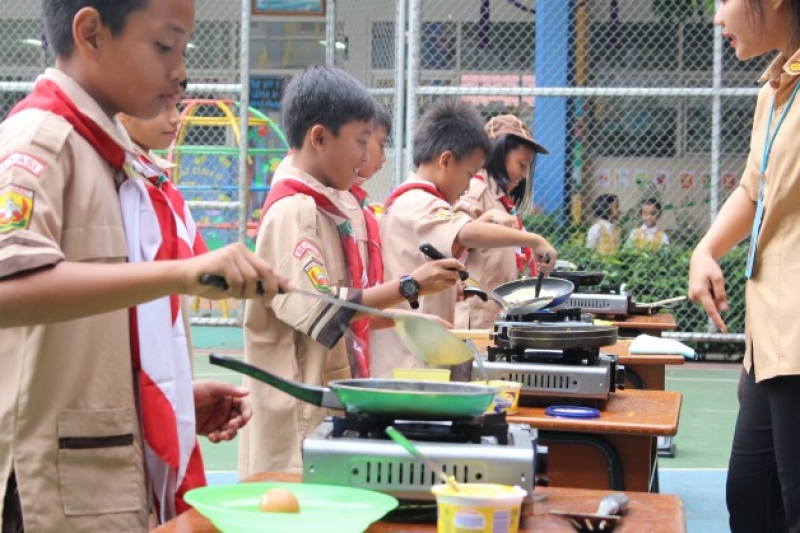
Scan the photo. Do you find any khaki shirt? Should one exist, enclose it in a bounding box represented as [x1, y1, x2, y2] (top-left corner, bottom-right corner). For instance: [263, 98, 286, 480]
[453, 175, 515, 329]
[740, 50, 800, 381]
[239, 164, 356, 476]
[0, 69, 148, 532]
[370, 174, 471, 378]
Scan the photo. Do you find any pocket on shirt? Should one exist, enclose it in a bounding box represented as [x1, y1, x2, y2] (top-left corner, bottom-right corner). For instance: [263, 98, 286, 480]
[56, 408, 142, 516]
[321, 365, 352, 386]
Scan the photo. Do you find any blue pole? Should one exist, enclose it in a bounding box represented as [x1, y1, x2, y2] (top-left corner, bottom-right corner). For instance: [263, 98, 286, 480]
[534, 0, 572, 216]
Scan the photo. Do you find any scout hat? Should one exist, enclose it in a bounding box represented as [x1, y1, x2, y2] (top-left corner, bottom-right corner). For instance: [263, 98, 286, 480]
[485, 114, 549, 154]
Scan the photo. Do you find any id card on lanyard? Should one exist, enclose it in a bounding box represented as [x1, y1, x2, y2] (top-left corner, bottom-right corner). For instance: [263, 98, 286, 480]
[745, 81, 800, 279]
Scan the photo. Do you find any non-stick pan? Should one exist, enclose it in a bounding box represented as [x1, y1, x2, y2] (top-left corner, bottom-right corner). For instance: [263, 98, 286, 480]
[464, 277, 575, 315]
[551, 271, 605, 290]
[209, 354, 499, 419]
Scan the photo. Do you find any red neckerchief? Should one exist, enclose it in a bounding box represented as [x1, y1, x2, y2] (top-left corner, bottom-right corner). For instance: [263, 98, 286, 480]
[384, 181, 447, 209]
[349, 185, 384, 286]
[10, 78, 207, 517]
[10, 78, 126, 168]
[261, 178, 374, 378]
[473, 174, 537, 276]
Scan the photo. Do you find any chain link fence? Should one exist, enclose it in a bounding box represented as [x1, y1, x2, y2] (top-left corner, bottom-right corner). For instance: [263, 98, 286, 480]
[335, 0, 763, 343]
[0, 1, 766, 341]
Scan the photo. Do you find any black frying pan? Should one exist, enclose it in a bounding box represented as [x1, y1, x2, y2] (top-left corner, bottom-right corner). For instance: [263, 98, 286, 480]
[552, 271, 605, 289]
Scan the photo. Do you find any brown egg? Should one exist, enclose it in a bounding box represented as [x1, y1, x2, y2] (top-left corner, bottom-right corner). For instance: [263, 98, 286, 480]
[258, 487, 300, 513]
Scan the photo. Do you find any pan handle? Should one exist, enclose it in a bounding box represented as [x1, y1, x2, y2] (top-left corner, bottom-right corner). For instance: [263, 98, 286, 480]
[463, 287, 489, 301]
[419, 243, 469, 282]
[209, 353, 344, 410]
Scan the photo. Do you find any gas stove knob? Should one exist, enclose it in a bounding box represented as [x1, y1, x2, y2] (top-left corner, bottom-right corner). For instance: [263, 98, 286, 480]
[615, 365, 626, 390]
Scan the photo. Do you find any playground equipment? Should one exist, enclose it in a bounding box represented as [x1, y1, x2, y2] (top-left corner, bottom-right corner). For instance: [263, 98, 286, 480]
[168, 99, 289, 250]
[165, 99, 289, 319]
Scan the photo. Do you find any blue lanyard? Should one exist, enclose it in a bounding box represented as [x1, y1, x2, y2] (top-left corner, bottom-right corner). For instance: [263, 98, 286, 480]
[745, 81, 800, 279]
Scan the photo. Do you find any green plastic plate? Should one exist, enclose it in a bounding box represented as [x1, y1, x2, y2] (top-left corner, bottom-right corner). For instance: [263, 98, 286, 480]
[184, 482, 399, 533]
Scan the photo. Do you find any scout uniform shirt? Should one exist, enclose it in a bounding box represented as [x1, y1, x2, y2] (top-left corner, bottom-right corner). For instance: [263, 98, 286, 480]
[454, 174, 522, 330]
[740, 50, 800, 381]
[239, 163, 358, 476]
[370, 174, 471, 379]
[0, 69, 148, 532]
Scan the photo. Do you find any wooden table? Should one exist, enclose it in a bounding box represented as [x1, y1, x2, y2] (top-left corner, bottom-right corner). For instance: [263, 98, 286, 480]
[606, 313, 677, 337]
[154, 472, 686, 533]
[509, 389, 682, 492]
[604, 339, 684, 391]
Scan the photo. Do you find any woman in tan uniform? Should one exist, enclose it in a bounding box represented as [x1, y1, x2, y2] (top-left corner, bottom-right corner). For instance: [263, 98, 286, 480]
[455, 115, 549, 329]
[689, 0, 800, 531]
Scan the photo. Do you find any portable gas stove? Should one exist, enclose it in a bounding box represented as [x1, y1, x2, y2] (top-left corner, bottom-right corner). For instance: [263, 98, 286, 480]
[302, 412, 545, 502]
[555, 283, 657, 317]
[478, 308, 625, 407]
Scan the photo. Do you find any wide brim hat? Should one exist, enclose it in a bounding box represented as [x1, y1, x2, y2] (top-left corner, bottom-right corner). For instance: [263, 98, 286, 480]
[485, 114, 549, 154]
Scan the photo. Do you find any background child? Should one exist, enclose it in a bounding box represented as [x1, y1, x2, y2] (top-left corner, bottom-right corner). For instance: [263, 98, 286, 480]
[240, 65, 462, 475]
[372, 98, 557, 380]
[454, 114, 550, 330]
[586, 193, 621, 255]
[0, 1, 285, 530]
[627, 197, 670, 250]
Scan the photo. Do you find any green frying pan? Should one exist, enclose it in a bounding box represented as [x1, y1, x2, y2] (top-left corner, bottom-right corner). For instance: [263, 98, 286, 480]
[210, 354, 498, 420]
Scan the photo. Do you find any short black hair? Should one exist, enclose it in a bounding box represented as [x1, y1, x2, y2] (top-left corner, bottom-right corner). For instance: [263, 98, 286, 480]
[43, 0, 151, 57]
[641, 197, 661, 213]
[412, 98, 490, 167]
[281, 65, 376, 149]
[484, 134, 537, 207]
[373, 101, 392, 138]
[592, 193, 618, 219]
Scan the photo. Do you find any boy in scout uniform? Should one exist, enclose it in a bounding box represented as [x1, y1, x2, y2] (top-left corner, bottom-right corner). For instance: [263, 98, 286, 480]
[239, 66, 463, 475]
[371, 99, 558, 379]
[0, 1, 285, 531]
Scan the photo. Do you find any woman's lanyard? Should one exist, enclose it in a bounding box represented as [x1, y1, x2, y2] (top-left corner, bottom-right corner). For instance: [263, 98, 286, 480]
[745, 81, 800, 279]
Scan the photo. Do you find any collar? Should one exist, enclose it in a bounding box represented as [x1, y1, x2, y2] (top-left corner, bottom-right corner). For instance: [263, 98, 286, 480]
[42, 68, 135, 153]
[758, 48, 800, 88]
[273, 158, 347, 210]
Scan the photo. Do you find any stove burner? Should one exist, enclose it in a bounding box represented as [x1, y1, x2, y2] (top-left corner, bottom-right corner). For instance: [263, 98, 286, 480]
[500, 306, 587, 323]
[330, 412, 509, 445]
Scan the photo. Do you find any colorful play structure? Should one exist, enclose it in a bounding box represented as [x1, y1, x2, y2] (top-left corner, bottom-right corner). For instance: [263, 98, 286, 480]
[166, 98, 289, 250]
[164, 99, 289, 318]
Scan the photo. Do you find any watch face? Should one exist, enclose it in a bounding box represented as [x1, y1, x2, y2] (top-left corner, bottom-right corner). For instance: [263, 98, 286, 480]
[400, 278, 419, 298]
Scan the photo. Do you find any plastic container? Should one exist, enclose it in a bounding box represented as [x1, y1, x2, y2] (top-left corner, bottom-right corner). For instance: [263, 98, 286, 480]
[475, 380, 522, 414]
[431, 483, 527, 533]
[392, 368, 451, 381]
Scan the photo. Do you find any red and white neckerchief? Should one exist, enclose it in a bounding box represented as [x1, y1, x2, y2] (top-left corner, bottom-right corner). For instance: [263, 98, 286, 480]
[261, 175, 377, 378]
[122, 153, 208, 522]
[473, 175, 537, 277]
[9, 79, 208, 521]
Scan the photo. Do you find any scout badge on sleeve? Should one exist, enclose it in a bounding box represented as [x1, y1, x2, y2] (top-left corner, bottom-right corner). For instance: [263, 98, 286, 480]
[304, 260, 331, 292]
[0, 185, 34, 233]
[293, 239, 322, 259]
[0, 152, 47, 177]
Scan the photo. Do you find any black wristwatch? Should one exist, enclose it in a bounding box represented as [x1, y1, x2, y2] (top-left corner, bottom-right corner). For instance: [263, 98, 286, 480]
[398, 274, 420, 309]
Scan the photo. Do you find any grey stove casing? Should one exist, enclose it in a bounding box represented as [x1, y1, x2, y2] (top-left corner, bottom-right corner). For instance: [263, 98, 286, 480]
[476, 354, 617, 400]
[302, 421, 538, 501]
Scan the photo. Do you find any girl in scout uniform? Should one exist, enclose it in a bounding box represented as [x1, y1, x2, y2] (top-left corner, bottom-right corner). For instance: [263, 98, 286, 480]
[626, 197, 669, 251]
[239, 66, 463, 476]
[371, 99, 558, 380]
[689, 0, 800, 530]
[586, 193, 621, 255]
[454, 114, 550, 330]
[0, 2, 284, 531]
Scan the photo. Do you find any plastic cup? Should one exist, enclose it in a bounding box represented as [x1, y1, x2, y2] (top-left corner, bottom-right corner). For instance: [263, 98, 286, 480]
[392, 368, 452, 381]
[431, 483, 527, 533]
[475, 380, 523, 414]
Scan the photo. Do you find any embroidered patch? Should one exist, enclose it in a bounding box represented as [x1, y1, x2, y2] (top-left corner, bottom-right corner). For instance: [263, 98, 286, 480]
[432, 208, 454, 220]
[293, 239, 322, 259]
[304, 260, 331, 292]
[0, 184, 34, 233]
[0, 153, 47, 177]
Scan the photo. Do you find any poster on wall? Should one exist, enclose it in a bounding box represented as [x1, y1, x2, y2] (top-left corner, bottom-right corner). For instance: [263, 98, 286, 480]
[594, 168, 611, 188]
[633, 169, 648, 190]
[250, 76, 285, 111]
[722, 172, 738, 190]
[680, 171, 695, 189]
[654, 170, 669, 188]
[252, 0, 326, 16]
